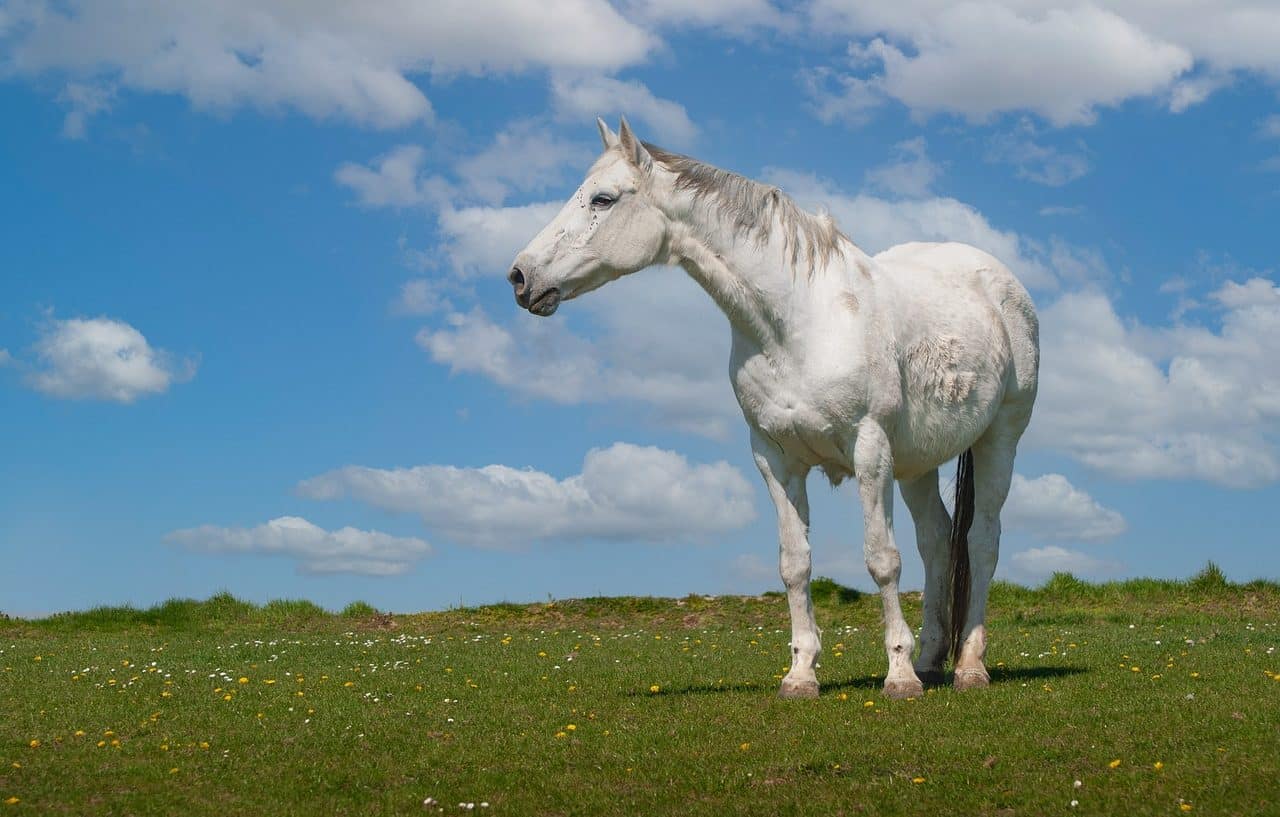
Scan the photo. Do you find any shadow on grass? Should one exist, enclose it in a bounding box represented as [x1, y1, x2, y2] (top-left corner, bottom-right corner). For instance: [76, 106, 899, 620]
[627, 665, 1088, 698]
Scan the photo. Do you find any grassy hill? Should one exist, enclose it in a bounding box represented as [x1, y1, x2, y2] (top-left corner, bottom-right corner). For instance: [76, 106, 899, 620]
[2, 567, 1277, 815]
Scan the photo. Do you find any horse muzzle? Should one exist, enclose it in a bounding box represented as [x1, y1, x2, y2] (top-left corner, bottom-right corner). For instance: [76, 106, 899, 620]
[508, 265, 561, 316]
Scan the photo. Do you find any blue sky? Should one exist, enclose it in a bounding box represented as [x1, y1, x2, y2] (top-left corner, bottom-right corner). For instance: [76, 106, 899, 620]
[1, 1, 1278, 616]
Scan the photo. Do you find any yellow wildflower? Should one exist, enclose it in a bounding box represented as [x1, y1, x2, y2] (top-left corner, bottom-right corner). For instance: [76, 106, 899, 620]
[912, 777, 926, 784]
[1109, 759, 1122, 769]
[1154, 761, 1164, 770]
[649, 684, 660, 693]
[27, 740, 39, 749]
[5, 797, 19, 805]
[237, 677, 249, 684]
[739, 742, 750, 751]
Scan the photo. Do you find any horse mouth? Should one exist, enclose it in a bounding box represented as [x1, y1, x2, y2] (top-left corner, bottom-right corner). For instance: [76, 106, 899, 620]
[529, 288, 561, 316]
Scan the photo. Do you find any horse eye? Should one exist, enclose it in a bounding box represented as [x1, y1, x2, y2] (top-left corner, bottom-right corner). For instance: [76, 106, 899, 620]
[590, 193, 615, 208]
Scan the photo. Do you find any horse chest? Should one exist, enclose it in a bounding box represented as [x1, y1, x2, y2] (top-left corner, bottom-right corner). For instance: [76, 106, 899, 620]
[730, 348, 862, 471]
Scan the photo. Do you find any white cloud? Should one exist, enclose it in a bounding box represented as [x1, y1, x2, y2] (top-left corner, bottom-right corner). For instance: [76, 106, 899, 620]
[436, 201, 565, 278]
[1260, 115, 1280, 140]
[627, 0, 792, 34]
[1002, 473, 1126, 542]
[334, 145, 442, 209]
[765, 167, 1059, 289]
[394, 279, 452, 316]
[1004, 545, 1123, 582]
[58, 81, 114, 139]
[1031, 278, 1280, 487]
[806, 1, 1280, 127]
[166, 516, 430, 576]
[454, 123, 589, 205]
[987, 124, 1091, 186]
[26, 316, 194, 403]
[0, 348, 11, 367]
[297, 442, 756, 548]
[863, 136, 940, 197]
[419, 266, 737, 438]
[551, 75, 698, 148]
[3, 0, 655, 129]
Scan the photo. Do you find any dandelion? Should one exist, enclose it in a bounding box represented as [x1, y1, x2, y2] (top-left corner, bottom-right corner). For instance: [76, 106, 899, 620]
[565, 724, 576, 731]
[169, 768, 179, 774]
[912, 777, 925, 784]
[649, 684, 660, 693]
[27, 740, 39, 749]
[554, 731, 567, 739]
[5, 797, 19, 805]
[838, 692, 848, 701]
[237, 677, 249, 684]
[344, 681, 355, 688]
[1154, 761, 1164, 770]
[863, 700, 875, 708]
[739, 742, 750, 751]
[1180, 803, 1193, 812]
[1109, 759, 1121, 769]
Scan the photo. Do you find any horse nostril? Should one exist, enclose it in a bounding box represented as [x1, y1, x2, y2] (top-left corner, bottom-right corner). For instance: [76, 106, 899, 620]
[508, 266, 526, 294]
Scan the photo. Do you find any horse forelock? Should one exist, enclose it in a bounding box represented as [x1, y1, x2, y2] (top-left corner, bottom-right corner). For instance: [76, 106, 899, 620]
[643, 143, 849, 276]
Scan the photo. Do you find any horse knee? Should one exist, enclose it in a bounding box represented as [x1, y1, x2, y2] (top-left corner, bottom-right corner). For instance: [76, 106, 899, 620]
[865, 546, 901, 588]
[779, 554, 811, 589]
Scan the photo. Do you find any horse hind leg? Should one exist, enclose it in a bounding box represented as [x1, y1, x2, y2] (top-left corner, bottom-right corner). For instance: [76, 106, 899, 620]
[899, 469, 951, 685]
[952, 414, 1025, 690]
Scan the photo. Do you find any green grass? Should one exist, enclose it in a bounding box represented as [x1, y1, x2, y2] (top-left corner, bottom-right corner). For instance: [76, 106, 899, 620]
[2, 566, 1277, 816]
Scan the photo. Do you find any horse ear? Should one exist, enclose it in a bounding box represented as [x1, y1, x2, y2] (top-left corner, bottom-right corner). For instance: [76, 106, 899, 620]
[617, 115, 652, 171]
[596, 117, 619, 150]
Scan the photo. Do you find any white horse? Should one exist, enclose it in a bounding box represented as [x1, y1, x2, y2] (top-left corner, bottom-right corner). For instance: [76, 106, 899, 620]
[509, 118, 1039, 699]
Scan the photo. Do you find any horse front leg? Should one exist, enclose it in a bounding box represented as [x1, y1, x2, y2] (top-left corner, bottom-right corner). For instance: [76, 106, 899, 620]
[854, 421, 924, 700]
[751, 431, 820, 699]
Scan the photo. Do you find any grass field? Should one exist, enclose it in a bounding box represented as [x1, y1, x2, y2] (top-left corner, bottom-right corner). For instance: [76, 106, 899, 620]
[2, 567, 1277, 816]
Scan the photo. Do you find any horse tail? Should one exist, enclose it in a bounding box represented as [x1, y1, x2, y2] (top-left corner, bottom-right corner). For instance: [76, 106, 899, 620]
[947, 449, 975, 664]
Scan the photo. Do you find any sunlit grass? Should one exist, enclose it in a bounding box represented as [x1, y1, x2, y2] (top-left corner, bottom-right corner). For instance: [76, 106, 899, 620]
[1, 565, 1276, 815]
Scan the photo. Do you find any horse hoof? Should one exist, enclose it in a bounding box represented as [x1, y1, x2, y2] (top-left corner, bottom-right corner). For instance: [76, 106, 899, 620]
[778, 678, 820, 699]
[883, 678, 924, 700]
[916, 669, 945, 687]
[954, 668, 990, 691]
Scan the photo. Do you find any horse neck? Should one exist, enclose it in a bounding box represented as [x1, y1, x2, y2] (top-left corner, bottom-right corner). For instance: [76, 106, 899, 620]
[663, 198, 864, 355]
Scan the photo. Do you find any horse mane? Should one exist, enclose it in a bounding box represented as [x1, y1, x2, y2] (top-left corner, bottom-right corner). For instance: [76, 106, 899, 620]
[644, 143, 848, 276]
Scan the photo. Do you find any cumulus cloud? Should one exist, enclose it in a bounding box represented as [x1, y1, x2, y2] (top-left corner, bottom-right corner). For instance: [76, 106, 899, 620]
[551, 75, 698, 148]
[454, 123, 589, 204]
[298, 442, 756, 548]
[806, 1, 1280, 127]
[166, 516, 430, 576]
[26, 316, 194, 403]
[334, 145, 444, 209]
[393, 279, 453, 316]
[986, 124, 1091, 186]
[436, 201, 565, 278]
[58, 81, 114, 139]
[765, 167, 1059, 289]
[1004, 545, 1123, 583]
[2, 0, 655, 129]
[626, 0, 793, 34]
[863, 137, 941, 197]
[1002, 473, 1126, 542]
[419, 266, 736, 438]
[1031, 278, 1280, 487]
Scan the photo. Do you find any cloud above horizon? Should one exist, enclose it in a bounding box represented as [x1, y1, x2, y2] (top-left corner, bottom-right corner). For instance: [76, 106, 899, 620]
[297, 442, 757, 548]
